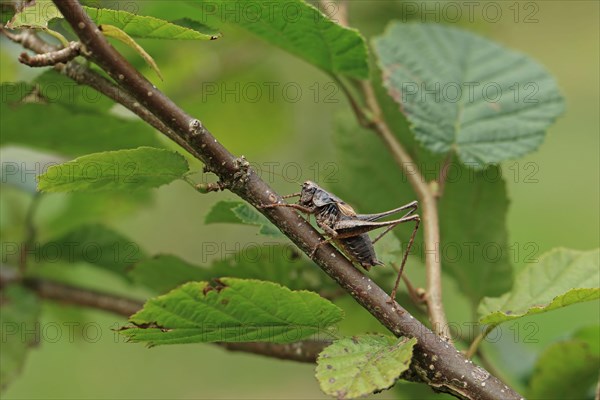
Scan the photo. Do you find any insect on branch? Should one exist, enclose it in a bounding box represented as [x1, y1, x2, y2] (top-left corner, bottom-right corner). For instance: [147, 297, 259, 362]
[16, 2, 526, 397]
[262, 181, 421, 303]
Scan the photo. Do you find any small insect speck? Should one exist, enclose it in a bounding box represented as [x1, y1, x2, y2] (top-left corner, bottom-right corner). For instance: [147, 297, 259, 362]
[147, 91, 153, 97]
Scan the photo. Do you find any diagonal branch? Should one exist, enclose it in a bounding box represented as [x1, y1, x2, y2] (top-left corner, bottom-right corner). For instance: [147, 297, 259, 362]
[4, 2, 524, 398]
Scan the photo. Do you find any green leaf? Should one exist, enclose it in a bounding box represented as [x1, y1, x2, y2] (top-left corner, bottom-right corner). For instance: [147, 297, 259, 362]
[37, 147, 189, 193]
[37, 224, 145, 277]
[478, 248, 600, 326]
[0, 285, 41, 390]
[6, 0, 219, 40]
[373, 22, 565, 168]
[315, 334, 416, 399]
[130, 255, 209, 293]
[98, 24, 163, 81]
[190, 0, 369, 79]
[205, 201, 283, 237]
[84, 7, 220, 40]
[120, 278, 344, 345]
[0, 78, 161, 157]
[439, 162, 513, 306]
[526, 339, 600, 399]
[170, 18, 220, 38]
[5, 0, 61, 28]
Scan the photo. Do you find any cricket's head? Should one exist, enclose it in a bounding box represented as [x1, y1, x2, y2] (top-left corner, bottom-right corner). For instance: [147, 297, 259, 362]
[298, 180, 320, 206]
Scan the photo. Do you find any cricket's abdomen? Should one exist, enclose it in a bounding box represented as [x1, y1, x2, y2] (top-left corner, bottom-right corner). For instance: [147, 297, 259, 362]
[336, 234, 384, 271]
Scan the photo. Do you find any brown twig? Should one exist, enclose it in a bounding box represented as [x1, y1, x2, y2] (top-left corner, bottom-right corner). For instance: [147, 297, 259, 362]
[19, 41, 81, 66]
[466, 325, 496, 359]
[0, 266, 326, 363]
[3, 2, 524, 397]
[220, 340, 329, 363]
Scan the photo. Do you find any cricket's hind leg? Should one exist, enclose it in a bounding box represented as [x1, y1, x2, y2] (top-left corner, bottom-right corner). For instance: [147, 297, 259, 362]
[383, 214, 420, 304]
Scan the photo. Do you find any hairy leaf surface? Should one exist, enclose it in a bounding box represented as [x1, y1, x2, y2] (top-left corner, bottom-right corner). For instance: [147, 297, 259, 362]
[373, 22, 565, 167]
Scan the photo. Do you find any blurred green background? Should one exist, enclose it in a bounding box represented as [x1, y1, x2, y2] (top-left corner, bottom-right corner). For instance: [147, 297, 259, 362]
[1, 1, 598, 399]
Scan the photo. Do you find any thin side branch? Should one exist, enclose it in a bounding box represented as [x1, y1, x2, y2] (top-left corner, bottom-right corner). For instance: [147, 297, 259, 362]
[19, 41, 81, 66]
[7, 2, 523, 398]
[220, 341, 328, 363]
[0, 266, 326, 363]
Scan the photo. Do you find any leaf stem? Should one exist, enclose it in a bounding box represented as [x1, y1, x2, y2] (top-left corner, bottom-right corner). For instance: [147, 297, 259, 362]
[466, 325, 496, 359]
[436, 152, 454, 199]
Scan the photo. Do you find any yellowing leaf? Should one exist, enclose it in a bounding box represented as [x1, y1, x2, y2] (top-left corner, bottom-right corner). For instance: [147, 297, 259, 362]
[99, 24, 163, 81]
[316, 334, 416, 399]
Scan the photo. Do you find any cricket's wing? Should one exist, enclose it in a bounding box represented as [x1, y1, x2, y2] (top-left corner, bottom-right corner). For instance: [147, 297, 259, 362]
[333, 216, 417, 237]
